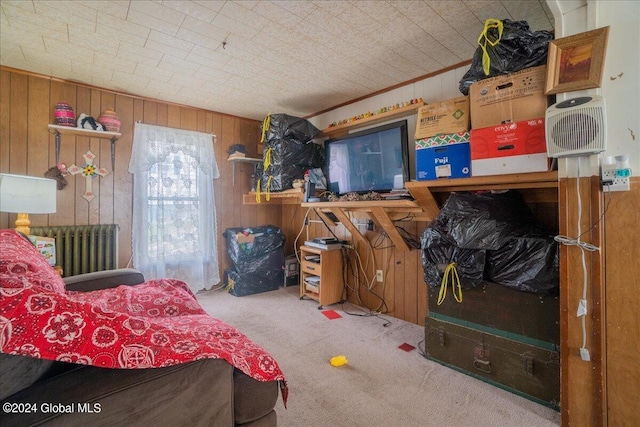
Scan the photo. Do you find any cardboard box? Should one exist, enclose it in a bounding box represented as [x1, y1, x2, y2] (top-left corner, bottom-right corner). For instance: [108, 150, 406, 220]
[30, 235, 56, 266]
[469, 66, 548, 129]
[470, 118, 549, 176]
[415, 132, 472, 181]
[415, 96, 470, 139]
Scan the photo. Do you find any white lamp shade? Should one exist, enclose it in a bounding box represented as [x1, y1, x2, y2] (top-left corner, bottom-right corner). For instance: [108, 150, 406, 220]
[0, 173, 57, 214]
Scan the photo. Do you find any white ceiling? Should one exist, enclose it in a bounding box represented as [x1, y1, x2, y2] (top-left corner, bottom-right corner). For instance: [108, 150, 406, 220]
[0, 1, 554, 120]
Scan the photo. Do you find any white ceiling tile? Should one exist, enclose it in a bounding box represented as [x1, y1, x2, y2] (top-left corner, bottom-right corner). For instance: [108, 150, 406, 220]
[130, 0, 187, 26]
[252, 1, 301, 29]
[117, 41, 164, 64]
[82, 0, 130, 20]
[98, 13, 151, 40]
[192, 0, 226, 14]
[219, 1, 270, 30]
[148, 29, 195, 53]
[33, 1, 98, 23]
[127, 8, 181, 37]
[271, 0, 318, 19]
[211, 12, 259, 39]
[188, 45, 231, 68]
[0, 0, 556, 119]
[161, 0, 219, 22]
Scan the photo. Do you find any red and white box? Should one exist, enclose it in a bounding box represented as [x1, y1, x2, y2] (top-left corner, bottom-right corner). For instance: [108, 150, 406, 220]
[470, 118, 550, 176]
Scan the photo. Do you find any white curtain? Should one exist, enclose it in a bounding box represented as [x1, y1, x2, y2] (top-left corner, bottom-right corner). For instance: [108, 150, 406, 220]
[129, 123, 220, 292]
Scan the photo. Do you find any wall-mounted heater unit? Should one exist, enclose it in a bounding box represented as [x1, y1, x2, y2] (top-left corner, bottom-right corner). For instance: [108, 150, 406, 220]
[545, 96, 606, 158]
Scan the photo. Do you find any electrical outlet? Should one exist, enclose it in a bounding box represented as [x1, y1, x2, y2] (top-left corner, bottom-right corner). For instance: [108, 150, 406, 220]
[601, 167, 630, 192]
[375, 270, 383, 282]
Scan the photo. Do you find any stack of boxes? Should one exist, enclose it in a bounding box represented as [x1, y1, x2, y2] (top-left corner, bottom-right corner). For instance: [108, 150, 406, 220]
[415, 96, 471, 180]
[415, 65, 550, 179]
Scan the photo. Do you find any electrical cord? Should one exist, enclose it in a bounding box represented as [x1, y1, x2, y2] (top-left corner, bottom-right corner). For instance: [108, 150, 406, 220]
[553, 160, 600, 362]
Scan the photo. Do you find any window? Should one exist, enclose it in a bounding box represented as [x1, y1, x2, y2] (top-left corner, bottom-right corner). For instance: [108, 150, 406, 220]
[129, 123, 220, 292]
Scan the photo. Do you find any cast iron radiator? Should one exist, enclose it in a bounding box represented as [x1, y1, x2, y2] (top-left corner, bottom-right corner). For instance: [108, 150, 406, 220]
[30, 224, 119, 277]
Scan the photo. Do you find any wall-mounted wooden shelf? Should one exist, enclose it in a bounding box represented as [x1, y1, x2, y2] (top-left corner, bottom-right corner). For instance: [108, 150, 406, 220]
[319, 102, 424, 139]
[299, 172, 558, 251]
[405, 171, 559, 208]
[48, 124, 121, 170]
[243, 188, 304, 205]
[227, 156, 262, 186]
[301, 199, 433, 251]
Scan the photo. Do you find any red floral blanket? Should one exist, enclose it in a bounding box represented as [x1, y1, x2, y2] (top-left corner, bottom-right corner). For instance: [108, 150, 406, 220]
[0, 229, 287, 403]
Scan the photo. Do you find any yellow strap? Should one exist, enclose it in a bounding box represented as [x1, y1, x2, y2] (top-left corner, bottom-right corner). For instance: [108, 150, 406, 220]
[437, 263, 463, 305]
[260, 114, 271, 144]
[256, 179, 262, 203]
[478, 19, 503, 76]
[263, 146, 272, 171]
[265, 176, 272, 201]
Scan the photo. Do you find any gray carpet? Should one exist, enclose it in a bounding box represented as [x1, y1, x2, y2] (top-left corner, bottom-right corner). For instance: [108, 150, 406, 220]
[197, 286, 560, 427]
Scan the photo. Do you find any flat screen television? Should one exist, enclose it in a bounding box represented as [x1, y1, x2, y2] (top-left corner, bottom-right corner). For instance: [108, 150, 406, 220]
[324, 120, 409, 195]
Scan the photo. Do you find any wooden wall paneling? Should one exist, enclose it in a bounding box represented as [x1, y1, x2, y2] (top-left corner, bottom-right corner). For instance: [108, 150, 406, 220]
[392, 247, 406, 320]
[99, 91, 116, 225]
[0, 70, 11, 228]
[48, 80, 77, 226]
[26, 76, 50, 228]
[87, 88, 103, 225]
[156, 103, 168, 126]
[73, 86, 92, 225]
[166, 105, 181, 129]
[113, 94, 134, 269]
[218, 115, 237, 272]
[605, 179, 640, 426]
[9, 72, 28, 175]
[559, 176, 605, 427]
[404, 241, 420, 325]
[143, 101, 158, 125]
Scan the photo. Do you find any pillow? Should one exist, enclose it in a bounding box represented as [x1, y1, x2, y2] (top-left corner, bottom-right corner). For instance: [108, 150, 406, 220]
[0, 229, 66, 294]
[0, 353, 53, 400]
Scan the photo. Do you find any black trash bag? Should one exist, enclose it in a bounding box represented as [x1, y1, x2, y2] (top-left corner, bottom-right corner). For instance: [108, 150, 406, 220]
[223, 225, 285, 274]
[421, 227, 486, 289]
[224, 268, 282, 297]
[261, 113, 320, 144]
[259, 165, 308, 193]
[459, 19, 553, 95]
[264, 138, 325, 169]
[486, 230, 559, 294]
[430, 191, 538, 250]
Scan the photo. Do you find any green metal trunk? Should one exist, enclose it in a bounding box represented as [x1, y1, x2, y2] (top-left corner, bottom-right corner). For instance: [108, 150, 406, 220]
[424, 316, 560, 409]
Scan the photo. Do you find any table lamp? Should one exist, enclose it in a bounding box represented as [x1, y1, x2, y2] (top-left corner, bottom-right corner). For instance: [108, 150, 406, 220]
[0, 173, 57, 235]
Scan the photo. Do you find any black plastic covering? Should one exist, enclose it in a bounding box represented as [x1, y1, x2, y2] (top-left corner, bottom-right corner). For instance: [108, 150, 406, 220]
[262, 113, 321, 143]
[258, 114, 324, 193]
[421, 191, 559, 294]
[430, 191, 538, 250]
[459, 19, 554, 95]
[421, 227, 486, 290]
[223, 225, 285, 296]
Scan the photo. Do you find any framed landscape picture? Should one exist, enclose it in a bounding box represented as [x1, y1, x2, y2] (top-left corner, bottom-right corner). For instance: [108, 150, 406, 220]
[545, 26, 610, 95]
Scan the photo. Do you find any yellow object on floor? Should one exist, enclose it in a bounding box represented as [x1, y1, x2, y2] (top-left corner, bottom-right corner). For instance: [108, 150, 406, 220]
[330, 355, 348, 367]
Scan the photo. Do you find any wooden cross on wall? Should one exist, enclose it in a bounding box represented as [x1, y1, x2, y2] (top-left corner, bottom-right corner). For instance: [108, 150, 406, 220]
[67, 150, 109, 202]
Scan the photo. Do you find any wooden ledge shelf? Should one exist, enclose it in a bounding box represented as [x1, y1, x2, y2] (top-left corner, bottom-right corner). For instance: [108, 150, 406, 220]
[48, 124, 121, 170]
[243, 188, 304, 205]
[301, 199, 434, 251]
[319, 102, 424, 139]
[405, 170, 559, 221]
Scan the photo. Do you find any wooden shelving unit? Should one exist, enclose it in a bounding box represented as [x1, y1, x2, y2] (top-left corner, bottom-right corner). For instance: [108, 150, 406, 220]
[48, 124, 121, 170]
[319, 102, 424, 139]
[299, 245, 344, 309]
[301, 199, 433, 251]
[300, 171, 559, 251]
